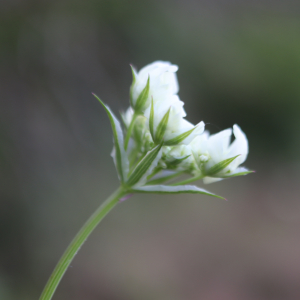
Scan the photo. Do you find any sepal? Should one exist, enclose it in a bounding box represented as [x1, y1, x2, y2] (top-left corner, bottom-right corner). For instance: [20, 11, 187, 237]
[134, 76, 150, 112]
[205, 155, 240, 176]
[129, 65, 137, 107]
[153, 107, 171, 143]
[126, 143, 163, 187]
[164, 121, 205, 146]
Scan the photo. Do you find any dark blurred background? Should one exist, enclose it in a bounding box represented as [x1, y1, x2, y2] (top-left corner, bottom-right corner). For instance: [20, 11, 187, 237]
[1, 1, 300, 299]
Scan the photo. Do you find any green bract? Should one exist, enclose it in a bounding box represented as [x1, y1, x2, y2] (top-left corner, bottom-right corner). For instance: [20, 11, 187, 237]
[152, 107, 171, 144]
[133, 185, 224, 199]
[93, 94, 129, 183]
[126, 143, 163, 187]
[164, 126, 198, 146]
[133, 77, 150, 112]
[205, 155, 240, 176]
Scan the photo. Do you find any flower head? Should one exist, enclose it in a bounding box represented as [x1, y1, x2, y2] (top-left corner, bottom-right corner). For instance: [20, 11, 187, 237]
[95, 60, 252, 200]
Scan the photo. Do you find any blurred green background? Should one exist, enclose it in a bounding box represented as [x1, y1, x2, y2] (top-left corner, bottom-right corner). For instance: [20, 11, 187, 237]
[1, 1, 300, 299]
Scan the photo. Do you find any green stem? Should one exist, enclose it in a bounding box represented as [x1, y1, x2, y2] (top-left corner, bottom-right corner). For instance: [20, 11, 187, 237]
[171, 174, 204, 186]
[39, 186, 127, 300]
[124, 112, 138, 150]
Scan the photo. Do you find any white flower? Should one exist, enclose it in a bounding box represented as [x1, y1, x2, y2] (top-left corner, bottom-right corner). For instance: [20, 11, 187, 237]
[130, 61, 179, 111]
[191, 124, 249, 183]
[144, 95, 204, 144]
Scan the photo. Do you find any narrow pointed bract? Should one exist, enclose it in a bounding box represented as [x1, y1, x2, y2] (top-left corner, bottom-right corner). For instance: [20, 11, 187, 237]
[126, 143, 163, 187]
[93, 94, 129, 182]
[153, 107, 171, 143]
[134, 76, 150, 112]
[133, 184, 225, 199]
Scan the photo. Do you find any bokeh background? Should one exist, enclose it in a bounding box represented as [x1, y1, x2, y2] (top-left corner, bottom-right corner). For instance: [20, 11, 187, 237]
[1, 0, 300, 299]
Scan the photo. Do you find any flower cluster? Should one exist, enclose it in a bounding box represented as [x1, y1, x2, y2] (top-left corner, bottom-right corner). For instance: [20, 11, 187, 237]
[95, 61, 252, 199]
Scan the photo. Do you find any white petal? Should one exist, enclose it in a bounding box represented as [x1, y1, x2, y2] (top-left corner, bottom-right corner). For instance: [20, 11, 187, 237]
[181, 121, 205, 144]
[209, 128, 232, 156]
[190, 131, 209, 151]
[228, 124, 248, 167]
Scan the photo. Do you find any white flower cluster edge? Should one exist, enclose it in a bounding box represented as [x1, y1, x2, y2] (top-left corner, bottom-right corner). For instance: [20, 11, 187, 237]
[125, 61, 251, 184]
[95, 60, 252, 200]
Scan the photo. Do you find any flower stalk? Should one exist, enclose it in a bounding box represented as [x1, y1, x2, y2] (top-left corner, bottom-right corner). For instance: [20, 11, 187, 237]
[39, 187, 128, 300]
